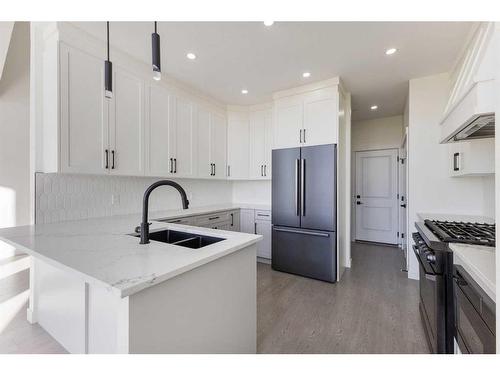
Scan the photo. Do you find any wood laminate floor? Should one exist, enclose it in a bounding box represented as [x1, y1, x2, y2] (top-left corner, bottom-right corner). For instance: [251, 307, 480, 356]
[257, 241, 429, 353]
[0, 242, 428, 354]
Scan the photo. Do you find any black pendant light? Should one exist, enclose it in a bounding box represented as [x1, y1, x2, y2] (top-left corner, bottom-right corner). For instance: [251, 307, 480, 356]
[152, 21, 161, 81]
[104, 21, 113, 98]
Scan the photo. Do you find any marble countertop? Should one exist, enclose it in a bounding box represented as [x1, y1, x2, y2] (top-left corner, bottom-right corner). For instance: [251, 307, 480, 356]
[450, 243, 496, 302]
[0, 205, 264, 298]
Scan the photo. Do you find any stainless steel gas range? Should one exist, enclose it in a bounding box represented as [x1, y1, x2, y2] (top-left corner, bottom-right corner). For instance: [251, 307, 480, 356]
[413, 219, 496, 354]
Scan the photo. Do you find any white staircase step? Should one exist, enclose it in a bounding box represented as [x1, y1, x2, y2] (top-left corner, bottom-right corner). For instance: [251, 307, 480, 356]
[0, 254, 30, 281]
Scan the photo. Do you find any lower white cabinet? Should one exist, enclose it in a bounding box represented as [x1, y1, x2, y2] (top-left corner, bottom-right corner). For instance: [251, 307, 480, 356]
[448, 138, 494, 177]
[254, 212, 271, 260]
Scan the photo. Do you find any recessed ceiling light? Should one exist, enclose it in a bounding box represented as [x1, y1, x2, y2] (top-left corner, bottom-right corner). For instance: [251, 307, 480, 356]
[302, 72, 311, 78]
[186, 52, 196, 60]
[241, 89, 249, 95]
[263, 21, 274, 26]
[370, 105, 378, 110]
[385, 48, 397, 55]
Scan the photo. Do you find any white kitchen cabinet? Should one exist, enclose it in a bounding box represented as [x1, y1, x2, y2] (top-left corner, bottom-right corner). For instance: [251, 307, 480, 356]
[302, 88, 338, 146]
[448, 138, 495, 177]
[59, 44, 108, 174]
[255, 217, 272, 260]
[274, 96, 303, 149]
[169, 95, 196, 178]
[273, 83, 340, 149]
[250, 109, 273, 179]
[196, 108, 227, 179]
[109, 67, 145, 176]
[239, 209, 256, 234]
[227, 111, 250, 179]
[146, 85, 171, 176]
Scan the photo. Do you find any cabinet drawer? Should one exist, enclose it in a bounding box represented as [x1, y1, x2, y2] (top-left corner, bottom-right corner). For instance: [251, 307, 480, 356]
[158, 216, 193, 225]
[195, 211, 232, 226]
[254, 210, 271, 221]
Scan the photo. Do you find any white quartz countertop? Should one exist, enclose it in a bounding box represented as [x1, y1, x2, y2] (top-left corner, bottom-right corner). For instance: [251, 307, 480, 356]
[0, 205, 264, 298]
[450, 243, 496, 302]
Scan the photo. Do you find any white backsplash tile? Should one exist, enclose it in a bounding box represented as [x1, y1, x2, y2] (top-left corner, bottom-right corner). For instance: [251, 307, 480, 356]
[35, 173, 233, 224]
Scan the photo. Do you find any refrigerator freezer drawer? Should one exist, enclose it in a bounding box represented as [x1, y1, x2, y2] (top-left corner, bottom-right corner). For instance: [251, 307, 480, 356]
[272, 226, 336, 283]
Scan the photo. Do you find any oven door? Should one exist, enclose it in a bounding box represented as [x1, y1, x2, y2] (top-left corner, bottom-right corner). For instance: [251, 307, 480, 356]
[454, 266, 496, 354]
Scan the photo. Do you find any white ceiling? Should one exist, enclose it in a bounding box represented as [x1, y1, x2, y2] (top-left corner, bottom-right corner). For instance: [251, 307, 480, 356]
[72, 21, 475, 121]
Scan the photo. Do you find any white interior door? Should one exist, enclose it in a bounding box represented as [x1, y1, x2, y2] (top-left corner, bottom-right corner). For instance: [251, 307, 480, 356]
[399, 138, 408, 263]
[355, 149, 398, 244]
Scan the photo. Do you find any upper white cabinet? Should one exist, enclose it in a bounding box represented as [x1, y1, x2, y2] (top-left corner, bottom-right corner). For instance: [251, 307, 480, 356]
[169, 95, 196, 178]
[273, 81, 340, 149]
[59, 44, 108, 175]
[109, 67, 145, 176]
[302, 88, 339, 146]
[146, 85, 171, 176]
[196, 107, 227, 179]
[448, 138, 495, 177]
[249, 108, 272, 179]
[227, 110, 250, 179]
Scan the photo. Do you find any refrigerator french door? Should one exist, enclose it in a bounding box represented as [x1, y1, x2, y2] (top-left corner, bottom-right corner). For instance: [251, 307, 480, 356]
[272, 144, 337, 282]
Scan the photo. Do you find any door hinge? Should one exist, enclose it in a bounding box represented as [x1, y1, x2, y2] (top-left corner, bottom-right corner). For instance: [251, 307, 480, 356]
[397, 156, 400, 162]
[397, 231, 400, 237]
[397, 193, 399, 199]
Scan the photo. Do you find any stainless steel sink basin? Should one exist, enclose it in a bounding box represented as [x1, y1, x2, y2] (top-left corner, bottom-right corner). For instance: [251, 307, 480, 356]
[131, 229, 224, 249]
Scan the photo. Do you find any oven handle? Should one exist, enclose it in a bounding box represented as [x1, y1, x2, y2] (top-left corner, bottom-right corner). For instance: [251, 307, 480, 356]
[412, 245, 437, 280]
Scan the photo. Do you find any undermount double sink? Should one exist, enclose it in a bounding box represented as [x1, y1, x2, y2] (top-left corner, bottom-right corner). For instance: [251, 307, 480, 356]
[131, 228, 225, 249]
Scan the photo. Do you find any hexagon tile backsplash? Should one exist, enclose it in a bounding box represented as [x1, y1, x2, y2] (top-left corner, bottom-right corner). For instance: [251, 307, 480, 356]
[35, 173, 233, 224]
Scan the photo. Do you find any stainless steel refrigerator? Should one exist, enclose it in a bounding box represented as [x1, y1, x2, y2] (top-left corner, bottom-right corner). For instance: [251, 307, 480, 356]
[271, 144, 337, 283]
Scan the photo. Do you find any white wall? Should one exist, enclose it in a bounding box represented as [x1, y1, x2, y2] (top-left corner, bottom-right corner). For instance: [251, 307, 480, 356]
[35, 174, 233, 224]
[232, 181, 271, 206]
[407, 73, 493, 279]
[351, 115, 404, 152]
[0, 22, 30, 236]
[351, 115, 404, 241]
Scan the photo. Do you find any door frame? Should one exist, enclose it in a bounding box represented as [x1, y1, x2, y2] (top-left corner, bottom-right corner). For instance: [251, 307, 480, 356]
[352, 147, 400, 245]
[398, 130, 409, 271]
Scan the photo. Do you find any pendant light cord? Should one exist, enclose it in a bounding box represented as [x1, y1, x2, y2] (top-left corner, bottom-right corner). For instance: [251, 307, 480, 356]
[154, 21, 157, 34]
[106, 21, 110, 61]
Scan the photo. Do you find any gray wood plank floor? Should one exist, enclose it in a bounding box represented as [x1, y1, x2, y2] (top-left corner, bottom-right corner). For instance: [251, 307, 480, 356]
[0, 242, 428, 354]
[257, 242, 429, 353]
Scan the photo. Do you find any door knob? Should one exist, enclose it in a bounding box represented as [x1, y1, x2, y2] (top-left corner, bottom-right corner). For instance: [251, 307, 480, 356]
[400, 204, 406, 208]
[356, 201, 362, 205]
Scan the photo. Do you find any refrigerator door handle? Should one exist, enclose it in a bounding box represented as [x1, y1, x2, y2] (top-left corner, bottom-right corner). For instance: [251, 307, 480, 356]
[301, 158, 305, 216]
[274, 227, 330, 238]
[295, 159, 300, 216]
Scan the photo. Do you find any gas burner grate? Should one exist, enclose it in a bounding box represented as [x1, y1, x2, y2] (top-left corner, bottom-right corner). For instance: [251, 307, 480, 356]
[424, 220, 495, 247]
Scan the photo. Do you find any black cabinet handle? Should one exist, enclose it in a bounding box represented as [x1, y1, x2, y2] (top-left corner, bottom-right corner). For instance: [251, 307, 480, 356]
[208, 216, 220, 221]
[105, 149, 109, 169]
[303, 129, 306, 143]
[299, 129, 302, 143]
[111, 150, 115, 169]
[213, 163, 216, 176]
[227, 165, 231, 177]
[230, 213, 234, 226]
[174, 158, 177, 173]
[264, 165, 267, 176]
[170, 158, 173, 173]
[453, 152, 460, 171]
[261, 165, 263, 177]
[254, 222, 257, 234]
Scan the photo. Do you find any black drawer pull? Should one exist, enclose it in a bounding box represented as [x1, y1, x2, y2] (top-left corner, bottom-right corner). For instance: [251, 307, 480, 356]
[208, 216, 220, 221]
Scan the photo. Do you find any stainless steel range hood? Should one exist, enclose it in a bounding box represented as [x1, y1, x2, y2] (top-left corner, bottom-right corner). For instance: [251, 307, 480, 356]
[440, 80, 495, 143]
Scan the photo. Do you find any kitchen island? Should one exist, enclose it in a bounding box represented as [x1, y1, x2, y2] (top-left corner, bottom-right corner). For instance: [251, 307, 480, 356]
[0, 213, 261, 354]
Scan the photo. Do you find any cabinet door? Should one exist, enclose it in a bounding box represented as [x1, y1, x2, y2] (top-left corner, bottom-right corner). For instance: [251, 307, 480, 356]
[146, 85, 171, 176]
[211, 113, 227, 179]
[60, 45, 108, 174]
[109, 67, 145, 176]
[170, 95, 196, 177]
[255, 220, 272, 259]
[274, 97, 302, 149]
[303, 88, 338, 146]
[239, 209, 255, 234]
[227, 112, 249, 179]
[196, 107, 212, 178]
[250, 110, 267, 179]
[263, 110, 273, 179]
